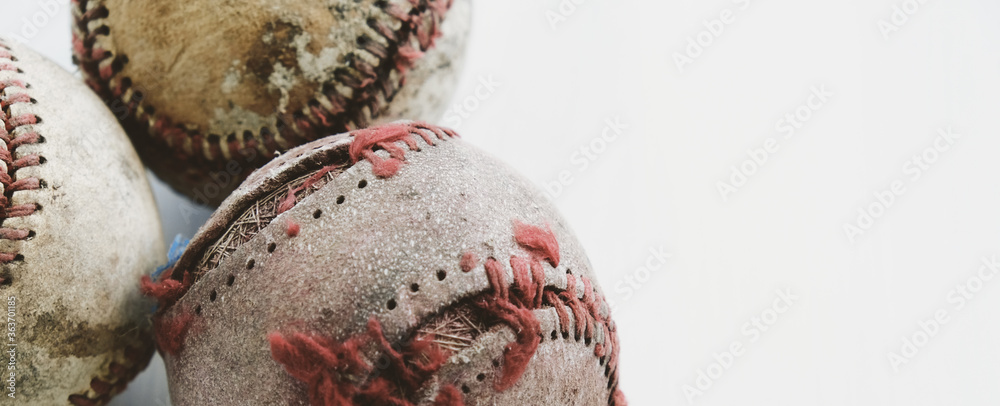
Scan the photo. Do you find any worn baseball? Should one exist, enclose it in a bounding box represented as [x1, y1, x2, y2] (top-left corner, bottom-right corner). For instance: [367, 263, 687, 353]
[72, 0, 471, 206]
[143, 122, 626, 405]
[0, 40, 164, 405]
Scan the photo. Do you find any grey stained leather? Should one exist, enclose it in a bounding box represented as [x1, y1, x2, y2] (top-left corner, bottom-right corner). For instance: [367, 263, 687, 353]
[165, 126, 617, 405]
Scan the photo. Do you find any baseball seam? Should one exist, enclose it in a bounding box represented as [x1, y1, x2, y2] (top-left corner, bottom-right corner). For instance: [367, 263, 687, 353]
[0, 42, 44, 274]
[72, 0, 454, 171]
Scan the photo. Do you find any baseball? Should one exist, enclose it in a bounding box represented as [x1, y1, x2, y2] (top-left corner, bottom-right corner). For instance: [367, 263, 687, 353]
[72, 0, 471, 206]
[143, 122, 626, 405]
[0, 39, 164, 405]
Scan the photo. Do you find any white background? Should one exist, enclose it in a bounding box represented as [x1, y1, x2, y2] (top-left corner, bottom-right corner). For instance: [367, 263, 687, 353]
[4, 0, 1000, 405]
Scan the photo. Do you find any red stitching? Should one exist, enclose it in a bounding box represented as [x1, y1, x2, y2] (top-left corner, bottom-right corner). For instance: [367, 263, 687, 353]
[0, 43, 45, 270]
[266, 220, 626, 405]
[154, 309, 194, 356]
[0, 41, 153, 406]
[478, 221, 625, 404]
[73, 0, 456, 175]
[348, 121, 456, 178]
[268, 318, 458, 405]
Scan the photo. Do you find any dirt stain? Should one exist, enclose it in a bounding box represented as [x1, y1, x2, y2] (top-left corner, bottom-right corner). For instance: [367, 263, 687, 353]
[26, 303, 139, 359]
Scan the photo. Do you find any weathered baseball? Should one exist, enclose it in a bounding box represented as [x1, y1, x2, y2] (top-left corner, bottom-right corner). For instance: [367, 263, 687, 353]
[72, 0, 471, 206]
[143, 122, 626, 405]
[0, 40, 164, 405]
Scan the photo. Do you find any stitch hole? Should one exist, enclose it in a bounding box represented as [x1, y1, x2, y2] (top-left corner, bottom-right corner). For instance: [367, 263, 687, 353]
[358, 179, 367, 189]
[476, 373, 486, 382]
[110, 57, 126, 73]
[209, 290, 217, 302]
[0, 278, 11, 287]
[12, 254, 23, 262]
[226, 274, 235, 286]
[336, 195, 345, 204]
[93, 25, 110, 36]
[24, 231, 35, 240]
[121, 77, 132, 90]
[492, 359, 500, 368]
[37, 156, 46, 164]
[313, 209, 322, 219]
[37, 180, 47, 188]
[36, 136, 46, 143]
[562, 331, 570, 340]
[461, 385, 470, 394]
[92, 5, 110, 18]
[246, 258, 255, 270]
[409, 283, 419, 292]
[267, 242, 276, 253]
[386, 299, 397, 310]
[436, 270, 446, 281]
[195, 305, 202, 316]
[551, 330, 558, 340]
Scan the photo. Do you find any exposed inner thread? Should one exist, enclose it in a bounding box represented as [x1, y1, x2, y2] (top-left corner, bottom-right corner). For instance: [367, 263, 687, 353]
[193, 164, 346, 279]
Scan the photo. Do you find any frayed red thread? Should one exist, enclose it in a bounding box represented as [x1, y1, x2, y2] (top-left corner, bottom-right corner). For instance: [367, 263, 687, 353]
[348, 122, 454, 178]
[269, 318, 458, 406]
[459, 251, 477, 272]
[286, 219, 301, 237]
[155, 310, 194, 355]
[276, 164, 342, 214]
[269, 329, 370, 405]
[467, 221, 562, 391]
[349, 122, 420, 178]
[513, 221, 560, 267]
[473, 220, 623, 403]
[475, 257, 542, 391]
[140, 272, 194, 309]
